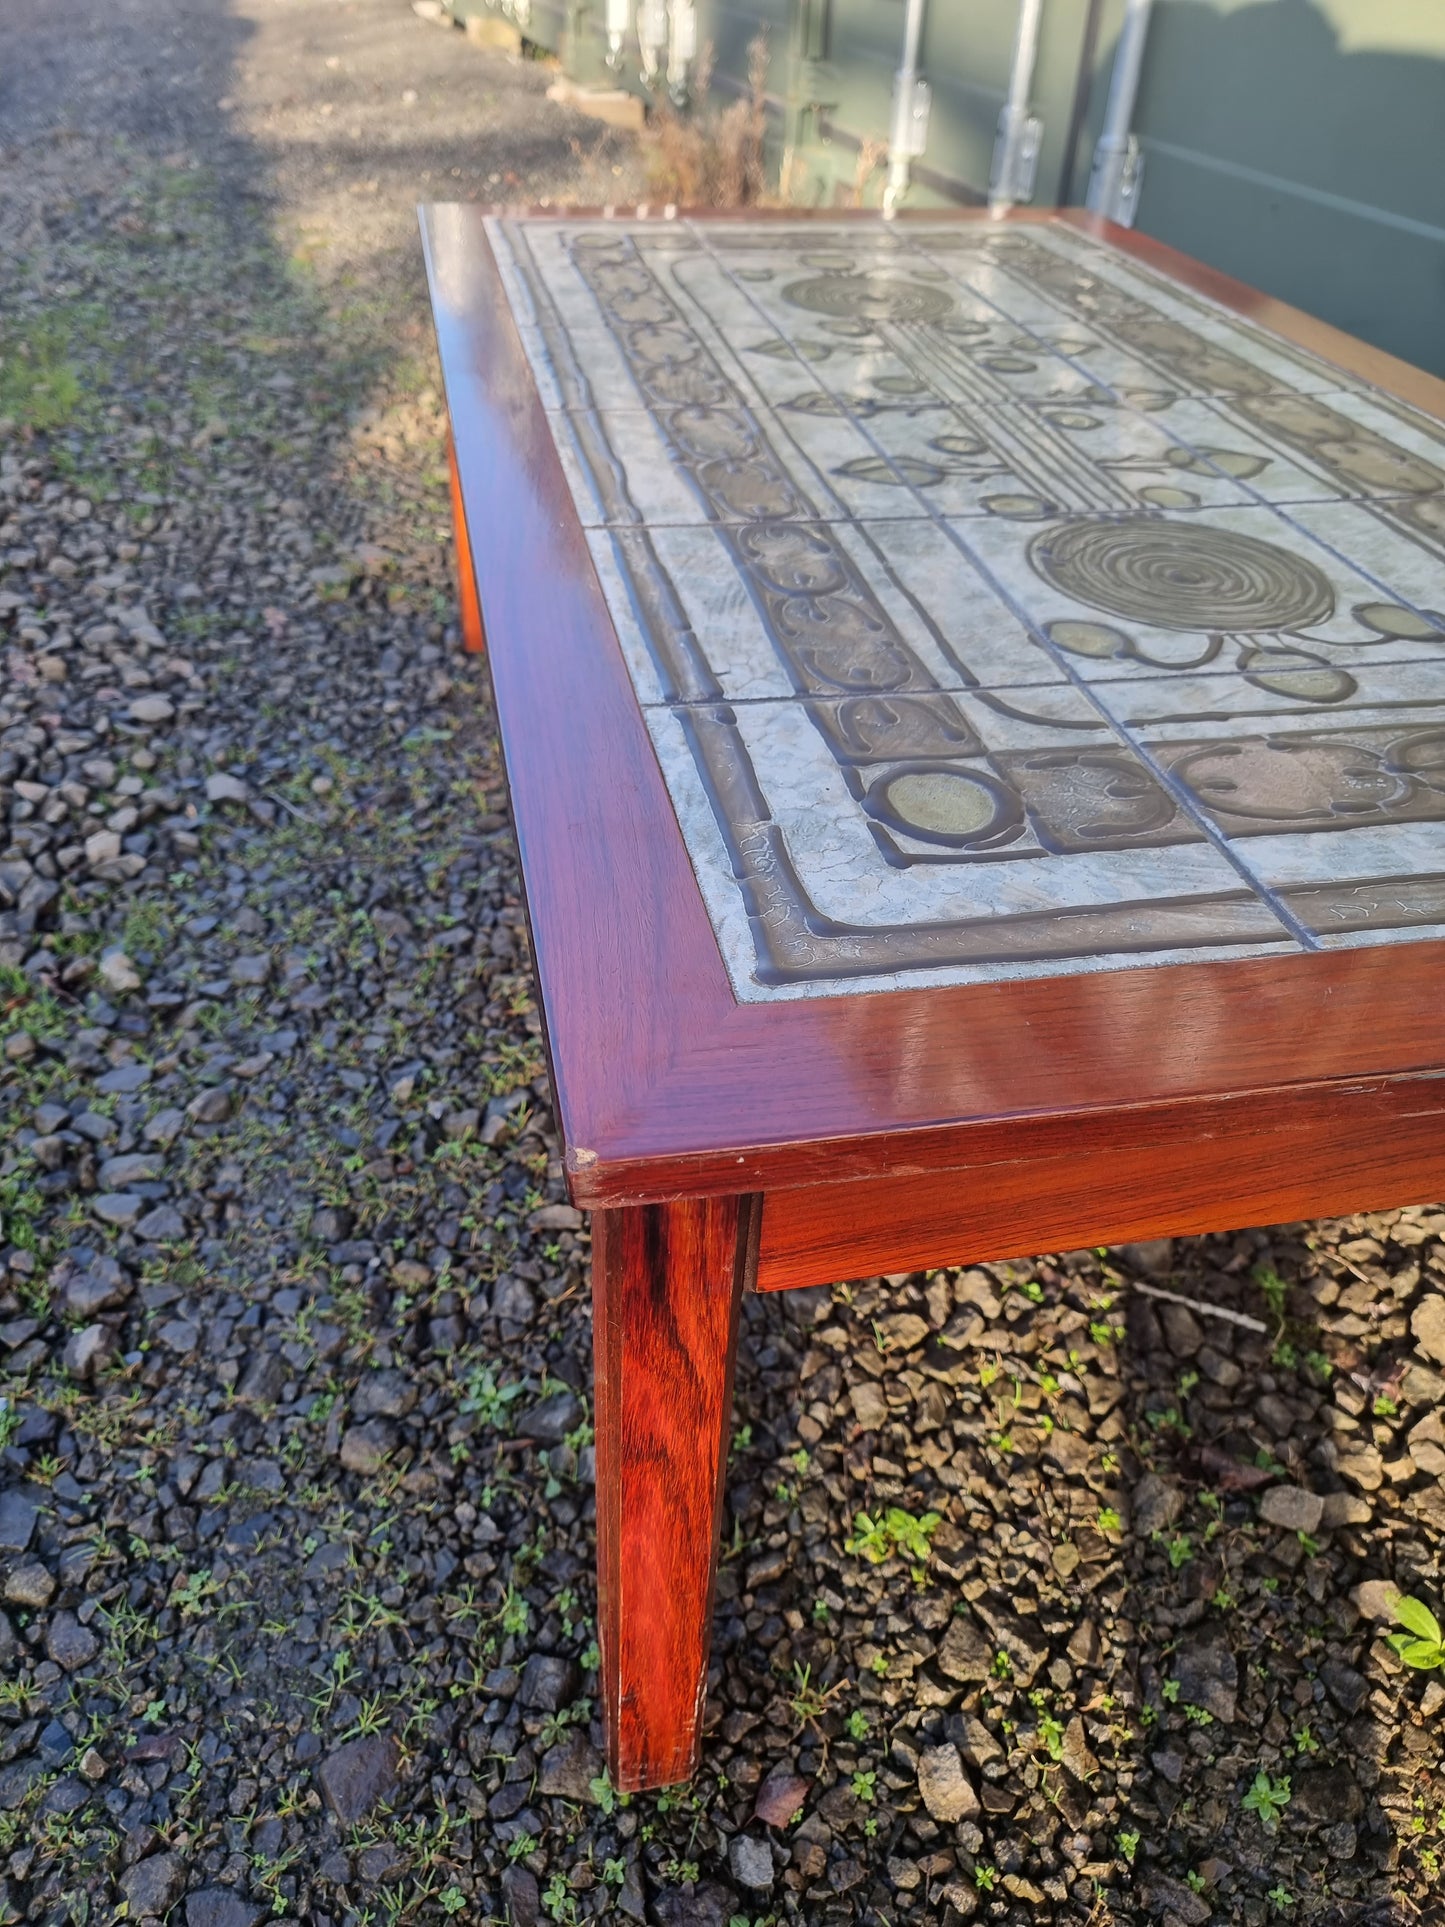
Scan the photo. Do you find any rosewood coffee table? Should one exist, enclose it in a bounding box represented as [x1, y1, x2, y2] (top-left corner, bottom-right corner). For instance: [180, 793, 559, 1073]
[421, 203, 1445, 1792]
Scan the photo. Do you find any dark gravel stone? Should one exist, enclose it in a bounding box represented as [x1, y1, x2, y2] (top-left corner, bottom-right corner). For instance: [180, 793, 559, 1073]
[185, 1890, 263, 1927]
[234, 1347, 285, 1403]
[186, 1087, 233, 1125]
[3, 1563, 55, 1609]
[1156, 1300, 1203, 1357]
[515, 1390, 581, 1445]
[935, 1613, 993, 1682]
[97, 1152, 162, 1189]
[652, 1882, 738, 1927]
[40, 1776, 89, 1816]
[1132, 1472, 1185, 1536]
[353, 1369, 416, 1419]
[339, 1419, 396, 1474]
[121, 1852, 185, 1918]
[536, 1728, 603, 1801]
[135, 1205, 187, 1241]
[1322, 1657, 1370, 1715]
[729, 1834, 773, 1890]
[44, 1611, 99, 1672]
[0, 1760, 46, 1811]
[1143, 1875, 1210, 1923]
[58, 1254, 133, 1317]
[501, 1866, 540, 1927]
[1260, 1483, 1325, 1534]
[318, 1733, 400, 1824]
[518, 1653, 579, 1712]
[491, 1276, 536, 1324]
[38, 1720, 75, 1768]
[0, 1487, 40, 1554]
[1294, 1766, 1365, 1824]
[1172, 1631, 1239, 1723]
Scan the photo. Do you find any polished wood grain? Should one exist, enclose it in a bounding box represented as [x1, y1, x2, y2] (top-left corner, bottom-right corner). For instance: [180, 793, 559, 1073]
[424, 203, 1445, 1796]
[757, 1088, 1445, 1291]
[592, 1193, 760, 1789]
[446, 432, 486, 656]
[420, 203, 1445, 1214]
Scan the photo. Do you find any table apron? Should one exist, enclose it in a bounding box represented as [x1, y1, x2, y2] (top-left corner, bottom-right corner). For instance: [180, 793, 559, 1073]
[755, 1092, 1445, 1291]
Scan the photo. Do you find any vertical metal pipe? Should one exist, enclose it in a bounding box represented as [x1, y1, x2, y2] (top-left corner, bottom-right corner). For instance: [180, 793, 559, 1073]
[1006, 0, 1045, 116]
[1086, 0, 1155, 224]
[989, 0, 1047, 213]
[883, 0, 929, 216]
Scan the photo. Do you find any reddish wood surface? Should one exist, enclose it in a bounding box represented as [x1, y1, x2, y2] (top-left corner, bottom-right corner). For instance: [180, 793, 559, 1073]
[420, 203, 1445, 1213]
[758, 1086, 1445, 1291]
[425, 204, 1445, 1793]
[592, 1193, 760, 1789]
[446, 431, 486, 655]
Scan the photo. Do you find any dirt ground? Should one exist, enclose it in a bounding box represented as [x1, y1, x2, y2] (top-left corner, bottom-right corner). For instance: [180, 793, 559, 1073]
[2, 4, 1443, 1925]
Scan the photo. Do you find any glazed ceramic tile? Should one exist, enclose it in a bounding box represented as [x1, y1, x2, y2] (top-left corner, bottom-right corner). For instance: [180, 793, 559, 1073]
[954, 503, 1445, 684]
[1219, 823, 1445, 950]
[489, 215, 1445, 1000]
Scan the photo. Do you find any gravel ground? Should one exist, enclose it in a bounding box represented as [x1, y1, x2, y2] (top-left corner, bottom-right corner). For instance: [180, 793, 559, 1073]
[3, 5, 1445, 1925]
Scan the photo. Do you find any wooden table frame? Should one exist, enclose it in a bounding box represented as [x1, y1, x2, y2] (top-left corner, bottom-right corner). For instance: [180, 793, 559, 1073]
[423, 203, 1445, 1792]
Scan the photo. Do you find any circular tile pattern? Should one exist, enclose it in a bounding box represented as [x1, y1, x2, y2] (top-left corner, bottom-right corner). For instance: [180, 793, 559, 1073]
[1029, 517, 1336, 633]
[783, 272, 955, 324]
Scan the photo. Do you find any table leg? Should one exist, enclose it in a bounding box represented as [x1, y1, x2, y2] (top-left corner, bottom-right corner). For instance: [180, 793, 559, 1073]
[591, 1193, 761, 1791]
[446, 430, 486, 656]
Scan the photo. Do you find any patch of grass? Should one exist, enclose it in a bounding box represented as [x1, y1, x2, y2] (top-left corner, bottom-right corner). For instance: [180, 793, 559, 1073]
[0, 315, 83, 428]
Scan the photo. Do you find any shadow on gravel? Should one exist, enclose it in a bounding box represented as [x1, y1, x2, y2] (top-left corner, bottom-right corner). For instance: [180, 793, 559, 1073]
[722, 1214, 1444, 1927]
[1, 5, 1443, 1927]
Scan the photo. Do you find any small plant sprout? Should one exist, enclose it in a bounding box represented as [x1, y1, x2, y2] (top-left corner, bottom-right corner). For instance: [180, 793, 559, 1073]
[789, 1661, 845, 1730]
[846, 1506, 940, 1570]
[1387, 1593, 1445, 1670]
[1243, 1771, 1292, 1833]
[1253, 1263, 1288, 1325]
[1116, 1830, 1140, 1864]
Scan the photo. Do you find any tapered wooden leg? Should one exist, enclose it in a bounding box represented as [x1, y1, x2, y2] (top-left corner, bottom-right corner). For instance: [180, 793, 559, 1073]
[446, 430, 486, 655]
[591, 1193, 761, 1791]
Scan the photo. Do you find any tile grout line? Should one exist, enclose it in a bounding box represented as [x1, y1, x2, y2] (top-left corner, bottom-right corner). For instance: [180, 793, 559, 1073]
[909, 223, 1445, 631]
[685, 216, 1321, 952]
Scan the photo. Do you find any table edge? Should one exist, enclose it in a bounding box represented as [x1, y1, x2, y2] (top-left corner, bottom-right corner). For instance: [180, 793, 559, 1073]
[422, 203, 1445, 1205]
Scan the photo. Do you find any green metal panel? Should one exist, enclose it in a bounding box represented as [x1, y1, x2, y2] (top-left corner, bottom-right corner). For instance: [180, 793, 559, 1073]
[702, 0, 1126, 209]
[458, 0, 1444, 373]
[1127, 0, 1445, 375]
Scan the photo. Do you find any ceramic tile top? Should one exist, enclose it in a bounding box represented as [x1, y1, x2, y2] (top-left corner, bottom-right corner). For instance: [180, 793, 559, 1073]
[487, 214, 1445, 1002]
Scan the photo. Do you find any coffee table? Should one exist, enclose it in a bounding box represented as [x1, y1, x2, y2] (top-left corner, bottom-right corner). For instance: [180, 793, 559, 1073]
[421, 203, 1445, 1792]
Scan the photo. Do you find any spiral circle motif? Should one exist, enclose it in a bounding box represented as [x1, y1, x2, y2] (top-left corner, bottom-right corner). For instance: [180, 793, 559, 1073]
[782, 272, 955, 324]
[1028, 518, 1336, 634]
